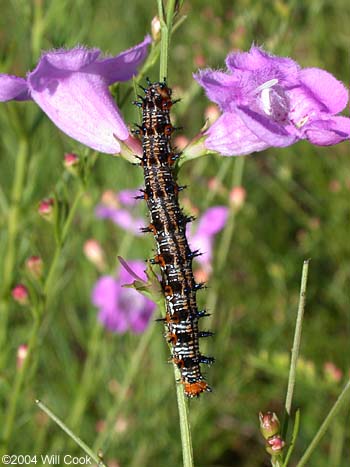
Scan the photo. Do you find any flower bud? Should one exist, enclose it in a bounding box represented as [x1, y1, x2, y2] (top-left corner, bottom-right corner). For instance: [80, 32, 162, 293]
[324, 361, 343, 383]
[25, 255, 43, 279]
[265, 434, 285, 455]
[204, 104, 220, 124]
[151, 16, 161, 41]
[17, 344, 28, 369]
[64, 152, 79, 168]
[11, 284, 29, 305]
[229, 186, 246, 211]
[38, 198, 54, 221]
[259, 412, 281, 439]
[174, 135, 189, 150]
[83, 239, 106, 271]
[64, 152, 79, 175]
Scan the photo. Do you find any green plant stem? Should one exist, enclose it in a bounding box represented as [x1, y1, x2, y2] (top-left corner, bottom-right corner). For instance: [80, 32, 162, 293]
[282, 410, 300, 467]
[157, 0, 176, 80]
[67, 324, 104, 431]
[271, 456, 283, 467]
[204, 156, 245, 339]
[1, 185, 85, 449]
[217, 157, 245, 269]
[31, 0, 44, 60]
[0, 138, 29, 364]
[93, 321, 156, 452]
[174, 364, 194, 467]
[282, 260, 310, 439]
[35, 400, 106, 467]
[295, 379, 350, 467]
[44, 186, 85, 298]
[1, 313, 40, 449]
[156, 1, 195, 465]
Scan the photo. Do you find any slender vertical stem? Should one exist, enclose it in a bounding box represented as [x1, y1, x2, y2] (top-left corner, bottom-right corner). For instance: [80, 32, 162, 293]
[156, 2, 194, 467]
[93, 321, 156, 452]
[0, 138, 29, 364]
[295, 380, 350, 467]
[204, 156, 245, 339]
[36, 400, 107, 467]
[157, 0, 176, 80]
[282, 260, 310, 439]
[174, 365, 194, 467]
[2, 314, 40, 447]
[1, 185, 85, 449]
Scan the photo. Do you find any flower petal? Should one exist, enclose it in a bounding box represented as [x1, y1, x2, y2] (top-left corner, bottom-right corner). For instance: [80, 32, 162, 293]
[299, 68, 348, 114]
[95, 206, 144, 235]
[226, 45, 300, 85]
[40, 46, 101, 71]
[304, 116, 350, 145]
[205, 112, 270, 156]
[118, 189, 142, 206]
[28, 52, 129, 153]
[92, 276, 118, 309]
[88, 35, 152, 84]
[194, 69, 240, 110]
[196, 206, 229, 236]
[119, 260, 146, 284]
[0, 75, 31, 101]
[237, 105, 298, 147]
[98, 306, 129, 333]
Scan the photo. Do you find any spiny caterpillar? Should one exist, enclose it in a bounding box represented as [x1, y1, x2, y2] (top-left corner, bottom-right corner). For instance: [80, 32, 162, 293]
[133, 80, 214, 397]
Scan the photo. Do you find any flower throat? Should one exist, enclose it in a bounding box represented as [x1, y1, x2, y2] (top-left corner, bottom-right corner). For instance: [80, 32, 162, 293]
[134, 81, 214, 397]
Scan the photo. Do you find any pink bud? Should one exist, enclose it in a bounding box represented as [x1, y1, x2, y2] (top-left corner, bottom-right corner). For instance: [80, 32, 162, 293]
[324, 362, 343, 383]
[329, 179, 341, 193]
[259, 412, 280, 439]
[266, 435, 285, 455]
[204, 104, 220, 124]
[151, 16, 161, 41]
[194, 267, 210, 284]
[174, 135, 189, 150]
[95, 419, 106, 433]
[25, 256, 43, 279]
[12, 284, 29, 305]
[101, 190, 120, 208]
[16, 344, 28, 369]
[114, 416, 128, 434]
[83, 239, 106, 271]
[208, 177, 225, 194]
[229, 186, 246, 210]
[64, 152, 79, 168]
[194, 54, 206, 68]
[38, 198, 54, 220]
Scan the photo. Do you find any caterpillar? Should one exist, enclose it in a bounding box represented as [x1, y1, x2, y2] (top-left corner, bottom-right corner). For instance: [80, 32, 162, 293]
[134, 80, 214, 397]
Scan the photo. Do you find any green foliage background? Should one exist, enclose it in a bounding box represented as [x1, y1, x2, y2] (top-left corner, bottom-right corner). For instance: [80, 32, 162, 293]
[0, 1, 350, 466]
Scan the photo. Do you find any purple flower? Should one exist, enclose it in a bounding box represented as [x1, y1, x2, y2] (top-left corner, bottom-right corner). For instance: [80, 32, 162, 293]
[194, 45, 350, 156]
[187, 206, 228, 275]
[95, 189, 144, 235]
[0, 36, 151, 154]
[92, 260, 155, 333]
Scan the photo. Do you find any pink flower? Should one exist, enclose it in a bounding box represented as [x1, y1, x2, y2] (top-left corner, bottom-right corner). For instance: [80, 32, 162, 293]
[195, 45, 350, 156]
[92, 261, 155, 334]
[187, 206, 228, 274]
[0, 36, 151, 154]
[95, 189, 144, 235]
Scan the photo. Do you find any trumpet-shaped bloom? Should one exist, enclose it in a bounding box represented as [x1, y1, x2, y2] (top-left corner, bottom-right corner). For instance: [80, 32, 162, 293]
[95, 189, 144, 235]
[92, 260, 155, 333]
[187, 206, 228, 274]
[194, 45, 350, 156]
[0, 36, 151, 154]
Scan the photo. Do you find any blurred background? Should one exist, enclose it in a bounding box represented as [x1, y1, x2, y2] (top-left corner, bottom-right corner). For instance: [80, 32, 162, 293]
[0, 1, 350, 466]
